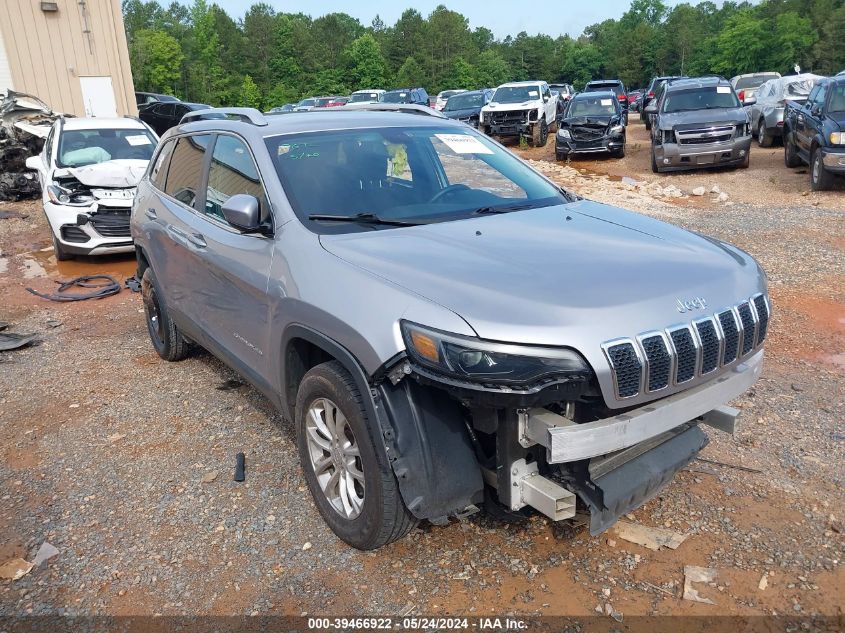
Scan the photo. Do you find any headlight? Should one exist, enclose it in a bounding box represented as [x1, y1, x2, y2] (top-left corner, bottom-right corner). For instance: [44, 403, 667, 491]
[400, 321, 590, 386]
[609, 125, 624, 135]
[558, 129, 571, 139]
[830, 132, 844, 145]
[46, 185, 95, 206]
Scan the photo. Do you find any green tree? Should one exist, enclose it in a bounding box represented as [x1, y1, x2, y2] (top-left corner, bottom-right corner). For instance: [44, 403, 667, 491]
[475, 50, 511, 88]
[186, 0, 224, 103]
[395, 56, 426, 88]
[711, 10, 771, 76]
[445, 57, 477, 89]
[345, 34, 388, 88]
[771, 11, 818, 72]
[129, 29, 183, 94]
[239, 74, 262, 108]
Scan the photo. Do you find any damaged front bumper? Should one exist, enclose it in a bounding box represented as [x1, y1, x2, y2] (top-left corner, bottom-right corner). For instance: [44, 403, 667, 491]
[44, 198, 135, 255]
[654, 136, 752, 170]
[555, 132, 624, 156]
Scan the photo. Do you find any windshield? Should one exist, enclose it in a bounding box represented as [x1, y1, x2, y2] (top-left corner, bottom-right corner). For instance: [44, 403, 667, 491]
[264, 126, 567, 233]
[830, 83, 845, 113]
[298, 99, 316, 107]
[568, 96, 618, 117]
[439, 91, 463, 100]
[57, 128, 157, 168]
[444, 93, 485, 110]
[492, 86, 540, 104]
[383, 91, 411, 103]
[351, 92, 381, 103]
[663, 87, 740, 112]
[735, 74, 779, 90]
[586, 83, 622, 95]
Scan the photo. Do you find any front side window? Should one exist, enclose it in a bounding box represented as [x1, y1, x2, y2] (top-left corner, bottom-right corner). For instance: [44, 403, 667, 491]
[205, 135, 267, 224]
[264, 126, 566, 234]
[57, 128, 158, 167]
[811, 85, 828, 111]
[163, 134, 212, 209]
[663, 87, 741, 113]
[828, 83, 845, 113]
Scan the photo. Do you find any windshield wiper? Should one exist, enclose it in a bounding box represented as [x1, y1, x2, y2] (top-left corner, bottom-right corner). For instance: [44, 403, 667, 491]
[473, 203, 539, 215]
[307, 212, 422, 226]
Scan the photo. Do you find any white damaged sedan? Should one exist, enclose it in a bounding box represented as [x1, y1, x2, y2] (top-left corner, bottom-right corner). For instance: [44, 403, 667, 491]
[26, 117, 158, 260]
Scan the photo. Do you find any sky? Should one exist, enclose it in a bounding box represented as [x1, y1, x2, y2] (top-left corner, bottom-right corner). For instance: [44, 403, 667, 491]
[187, 0, 702, 39]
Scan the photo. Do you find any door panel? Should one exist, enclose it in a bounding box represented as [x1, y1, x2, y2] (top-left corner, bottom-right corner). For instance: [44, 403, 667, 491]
[79, 76, 117, 117]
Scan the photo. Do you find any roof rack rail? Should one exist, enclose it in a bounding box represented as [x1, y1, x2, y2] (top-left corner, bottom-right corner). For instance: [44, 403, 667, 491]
[180, 107, 268, 126]
[327, 103, 447, 118]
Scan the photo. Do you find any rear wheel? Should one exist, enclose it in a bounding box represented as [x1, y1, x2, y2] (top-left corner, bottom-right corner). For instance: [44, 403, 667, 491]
[651, 145, 660, 173]
[784, 131, 801, 168]
[296, 361, 416, 550]
[757, 120, 772, 148]
[811, 148, 834, 191]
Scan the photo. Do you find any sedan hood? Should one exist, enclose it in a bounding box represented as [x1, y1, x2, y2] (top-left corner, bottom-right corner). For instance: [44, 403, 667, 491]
[57, 159, 149, 188]
[563, 115, 615, 128]
[320, 200, 765, 347]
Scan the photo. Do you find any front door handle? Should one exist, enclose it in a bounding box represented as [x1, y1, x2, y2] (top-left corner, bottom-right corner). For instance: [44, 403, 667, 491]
[145, 208, 157, 220]
[187, 233, 206, 248]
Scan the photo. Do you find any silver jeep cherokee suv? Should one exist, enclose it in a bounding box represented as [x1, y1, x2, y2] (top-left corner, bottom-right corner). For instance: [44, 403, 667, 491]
[131, 105, 770, 550]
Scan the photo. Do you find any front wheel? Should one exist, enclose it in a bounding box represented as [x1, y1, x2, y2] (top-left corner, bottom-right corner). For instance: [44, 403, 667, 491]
[295, 361, 416, 550]
[811, 148, 834, 191]
[531, 119, 548, 147]
[784, 131, 801, 168]
[651, 145, 660, 173]
[758, 120, 772, 148]
[52, 233, 73, 261]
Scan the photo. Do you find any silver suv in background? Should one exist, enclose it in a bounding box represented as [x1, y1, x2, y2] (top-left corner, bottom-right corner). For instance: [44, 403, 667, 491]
[646, 77, 753, 173]
[131, 106, 769, 550]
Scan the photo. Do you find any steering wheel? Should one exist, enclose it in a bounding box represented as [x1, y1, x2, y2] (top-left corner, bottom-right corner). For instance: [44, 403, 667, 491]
[429, 183, 471, 204]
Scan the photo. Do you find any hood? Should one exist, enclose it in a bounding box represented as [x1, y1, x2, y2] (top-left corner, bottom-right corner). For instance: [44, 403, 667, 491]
[320, 200, 765, 349]
[659, 108, 747, 129]
[444, 107, 482, 119]
[61, 159, 149, 188]
[829, 113, 845, 129]
[483, 101, 537, 112]
[562, 115, 616, 128]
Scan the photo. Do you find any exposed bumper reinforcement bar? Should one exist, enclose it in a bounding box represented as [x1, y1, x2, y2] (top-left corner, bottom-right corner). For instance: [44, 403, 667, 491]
[521, 350, 763, 463]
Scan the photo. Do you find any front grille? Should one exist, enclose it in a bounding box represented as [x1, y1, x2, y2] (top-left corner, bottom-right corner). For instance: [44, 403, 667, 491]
[641, 335, 671, 391]
[737, 302, 755, 355]
[605, 342, 642, 398]
[90, 208, 131, 238]
[753, 295, 769, 346]
[694, 319, 720, 375]
[669, 327, 697, 383]
[676, 125, 734, 145]
[603, 293, 769, 401]
[570, 127, 605, 141]
[489, 111, 527, 125]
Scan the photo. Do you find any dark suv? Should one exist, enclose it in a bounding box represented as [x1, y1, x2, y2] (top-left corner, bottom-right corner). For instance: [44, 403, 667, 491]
[583, 80, 628, 116]
[641, 76, 686, 129]
[382, 88, 430, 106]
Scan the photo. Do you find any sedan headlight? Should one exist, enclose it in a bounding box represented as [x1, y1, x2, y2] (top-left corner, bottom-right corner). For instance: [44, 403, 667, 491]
[400, 321, 590, 386]
[609, 125, 624, 135]
[46, 185, 95, 206]
[830, 132, 844, 145]
[558, 129, 571, 139]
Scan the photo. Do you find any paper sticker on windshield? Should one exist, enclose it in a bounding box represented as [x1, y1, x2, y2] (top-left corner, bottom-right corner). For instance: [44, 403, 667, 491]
[435, 134, 493, 155]
[601, 99, 612, 106]
[528, 91, 539, 97]
[125, 135, 152, 146]
[716, 86, 731, 94]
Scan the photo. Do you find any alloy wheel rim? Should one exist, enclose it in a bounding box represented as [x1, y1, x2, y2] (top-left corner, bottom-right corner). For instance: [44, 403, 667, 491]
[305, 398, 365, 519]
[144, 288, 164, 344]
[813, 154, 819, 183]
[759, 122, 765, 144]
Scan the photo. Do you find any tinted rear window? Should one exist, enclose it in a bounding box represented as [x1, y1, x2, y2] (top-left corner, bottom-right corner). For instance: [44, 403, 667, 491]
[735, 75, 779, 90]
[163, 134, 212, 209]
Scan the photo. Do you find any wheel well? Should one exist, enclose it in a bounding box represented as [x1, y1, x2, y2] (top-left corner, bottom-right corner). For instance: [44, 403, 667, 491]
[284, 337, 336, 417]
[135, 247, 150, 279]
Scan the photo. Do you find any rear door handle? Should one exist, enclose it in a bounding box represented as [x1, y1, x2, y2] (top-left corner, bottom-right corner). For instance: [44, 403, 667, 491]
[145, 208, 157, 220]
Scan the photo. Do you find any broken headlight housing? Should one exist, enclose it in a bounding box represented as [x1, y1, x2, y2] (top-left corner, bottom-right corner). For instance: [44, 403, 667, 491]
[609, 125, 625, 135]
[400, 321, 590, 386]
[46, 185, 95, 207]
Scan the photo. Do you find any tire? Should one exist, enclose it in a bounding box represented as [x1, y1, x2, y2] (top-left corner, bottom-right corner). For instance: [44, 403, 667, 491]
[738, 151, 750, 169]
[651, 145, 660, 173]
[758, 120, 772, 148]
[784, 130, 801, 168]
[645, 117, 652, 131]
[295, 360, 416, 550]
[531, 118, 548, 147]
[52, 233, 73, 261]
[810, 148, 834, 191]
[555, 150, 568, 162]
[141, 267, 189, 361]
[613, 140, 626, 159]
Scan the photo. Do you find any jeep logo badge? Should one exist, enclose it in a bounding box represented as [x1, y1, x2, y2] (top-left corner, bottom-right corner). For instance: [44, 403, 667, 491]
[676, 297, 707, 313]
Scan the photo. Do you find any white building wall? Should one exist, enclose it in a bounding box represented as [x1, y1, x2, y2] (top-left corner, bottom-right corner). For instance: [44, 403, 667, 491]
[0, 26, 13, 93]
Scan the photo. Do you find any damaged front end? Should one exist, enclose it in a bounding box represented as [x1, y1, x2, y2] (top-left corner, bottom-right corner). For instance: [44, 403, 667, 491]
[482, 108, 538, 139]
[0, 90, 59, 201]
[556, 116, 625, 157]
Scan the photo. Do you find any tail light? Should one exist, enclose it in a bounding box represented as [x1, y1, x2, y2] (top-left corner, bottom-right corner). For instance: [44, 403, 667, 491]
[617, 94, 626, 101]
[738, 90, 745, 102]
[647, 92, 654, 98]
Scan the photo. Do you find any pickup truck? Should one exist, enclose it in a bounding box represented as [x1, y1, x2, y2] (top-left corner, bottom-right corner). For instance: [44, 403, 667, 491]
[783, 76, 845, 190]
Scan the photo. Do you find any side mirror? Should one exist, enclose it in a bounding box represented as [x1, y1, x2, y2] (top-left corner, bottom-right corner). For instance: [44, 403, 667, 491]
[644, 103, 658, 115]
[25, 156, 41, 171]
[221, 194, 261, 232]
[743, 96, 757, 107]
[543, 95, 550, 103]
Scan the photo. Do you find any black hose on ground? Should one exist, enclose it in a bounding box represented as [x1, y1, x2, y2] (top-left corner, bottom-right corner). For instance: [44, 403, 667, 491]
[26, 275, 121, 302]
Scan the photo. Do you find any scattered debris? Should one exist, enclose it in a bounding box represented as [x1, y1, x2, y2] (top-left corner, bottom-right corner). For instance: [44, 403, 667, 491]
[642, 581, 675, 597]
[0, 557, 33, 580]
[758, 574, 768, 591]
[612, 520, 688, 551]
[32, 542, 59, 568]
[45, 319, 62, 328]
[27, 274, 121, 302]
[717, 192, 730, 203]
[0, 90, 58, 201]
[0, 330, 37, 352]
[302, 542, 313, 551]
[0, 209, 29, 220]
[107, 433, 126, 444]
[217, 379, 245, 391]
[695, 457, 762, 474]
[692, 186, 706, 196]
[202, 471, 219, 484]
[234, 452, 246, 482]
[124, 276, 141, 293]
[398, 604, 416, 617]
[683, 566, 718, 604]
